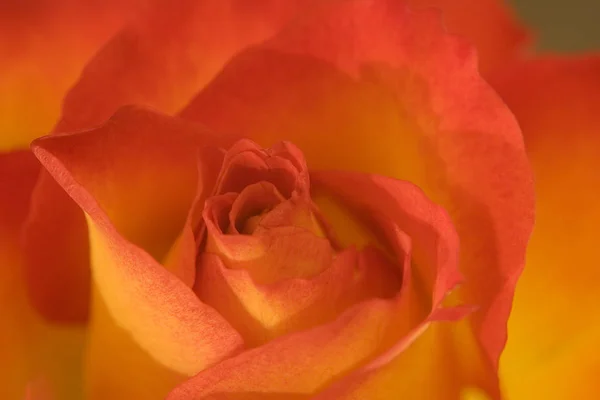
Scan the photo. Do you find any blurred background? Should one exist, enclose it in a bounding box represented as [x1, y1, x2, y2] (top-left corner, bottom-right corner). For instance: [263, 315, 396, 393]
[510, 0, 600, 50]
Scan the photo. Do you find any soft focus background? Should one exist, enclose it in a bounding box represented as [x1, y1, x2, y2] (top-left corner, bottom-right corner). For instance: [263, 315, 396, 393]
[510, 0, 600, 51]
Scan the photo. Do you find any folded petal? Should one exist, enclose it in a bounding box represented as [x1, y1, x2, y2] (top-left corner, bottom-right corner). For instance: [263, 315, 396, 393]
[181, 0, 534, 368]
[25, 106, 217, 322]
[0, 0, 139, 150]
[32, 107, 244, 381]
[405, 0, 530, 75]
[492, 56, 600, 399]
[54, 0, 307, 133]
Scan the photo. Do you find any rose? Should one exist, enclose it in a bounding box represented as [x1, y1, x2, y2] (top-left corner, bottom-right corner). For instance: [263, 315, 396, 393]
[0, 2, 572, 395]
[2, 0, 534, 398]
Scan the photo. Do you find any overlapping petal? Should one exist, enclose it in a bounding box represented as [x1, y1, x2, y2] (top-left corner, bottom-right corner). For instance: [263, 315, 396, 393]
[180, 0, 534, 370]
[31, 107, 244, 391]
[492, 56, 600, 399]
[55, 0, 308, 133]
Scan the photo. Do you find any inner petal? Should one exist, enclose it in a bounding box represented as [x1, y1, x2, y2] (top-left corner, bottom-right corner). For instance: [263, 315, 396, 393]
[213, 139, 309, 199]
[228, 181, 285, 235]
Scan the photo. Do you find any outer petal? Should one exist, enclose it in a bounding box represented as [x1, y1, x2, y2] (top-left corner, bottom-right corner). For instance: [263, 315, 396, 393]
[23, 106, 213, 321]
[54, 0, 308, 133]
[405, 0, 530, 76]
[0, 0, 139, 150]
[492, 56, 600, 399]
[32, 107, 244, 395]
[167, 306, 470, 400]
[180, 0, 534, 368]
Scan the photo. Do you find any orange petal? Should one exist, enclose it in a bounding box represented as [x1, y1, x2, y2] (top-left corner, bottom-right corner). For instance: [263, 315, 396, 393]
[181, 0, 534, 367]
[24, 106, 216, 322]
[311, 313, 499, 400]
[492, 56, 600, 399]
[405, 0, 531, 76]
[0, 0, 140, 150]
[54, 0, 307, 133]
[195, 245, 401, 345]
[22, 174, 92, 322]
[166, 305, 469, 399]
[32, 107, 244, 379]
[312, 171, 461, 308]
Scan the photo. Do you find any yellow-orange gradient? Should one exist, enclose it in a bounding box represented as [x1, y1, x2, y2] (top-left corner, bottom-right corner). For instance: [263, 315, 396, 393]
[31, 108, 245, 397]
[494, 57, 600, 399]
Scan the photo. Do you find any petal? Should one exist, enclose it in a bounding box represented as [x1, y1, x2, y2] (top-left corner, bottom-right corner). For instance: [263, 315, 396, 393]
[167, 305, 468, 399]
[195, 246, 401, 345]
[180, 0, 534, 366]
[311, 314, 499, 400]
[24, 106, 214, 322]
[0, 0, 139, 150]
[54, 0, 306, 133]
[32, 107, 244, 379]
[405, 0, 530, 75]
[166, 300, 412, 398]
[311, 171, 461, 308]
[492, 56, 600, 399]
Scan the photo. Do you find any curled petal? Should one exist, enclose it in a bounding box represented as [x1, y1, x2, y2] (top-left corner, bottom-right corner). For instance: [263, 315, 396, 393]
[203, 187, 333, 284]
[32, 107, 243, 377]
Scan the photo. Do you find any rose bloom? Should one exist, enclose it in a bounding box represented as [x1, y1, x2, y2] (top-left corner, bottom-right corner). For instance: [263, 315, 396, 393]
[0, 0, 597, 399]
